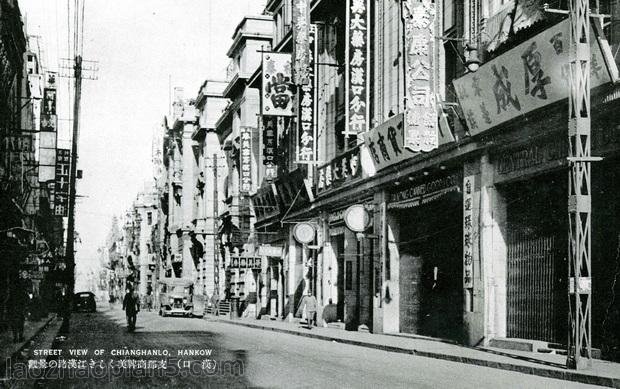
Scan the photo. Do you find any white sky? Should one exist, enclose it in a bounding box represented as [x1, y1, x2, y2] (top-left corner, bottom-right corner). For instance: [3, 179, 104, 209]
[20, 0, 266, 277]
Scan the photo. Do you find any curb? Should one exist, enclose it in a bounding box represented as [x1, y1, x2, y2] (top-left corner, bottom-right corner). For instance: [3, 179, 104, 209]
[211, 317, 620, 388]
[1, 315, 57, 378]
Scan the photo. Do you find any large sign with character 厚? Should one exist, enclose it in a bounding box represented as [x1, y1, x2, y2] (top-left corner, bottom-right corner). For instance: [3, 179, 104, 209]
[453, 19, 611, 136]
[262, 52, 295, 117]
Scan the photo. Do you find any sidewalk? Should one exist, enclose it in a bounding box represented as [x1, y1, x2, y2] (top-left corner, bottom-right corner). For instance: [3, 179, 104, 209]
[0, 314, 57, 367]
[209, 315, 620, 388]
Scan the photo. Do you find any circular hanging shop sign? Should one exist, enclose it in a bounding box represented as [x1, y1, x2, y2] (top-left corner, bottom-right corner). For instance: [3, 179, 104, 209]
[344, 204, 371, 233]
[293, 222, 316, 245]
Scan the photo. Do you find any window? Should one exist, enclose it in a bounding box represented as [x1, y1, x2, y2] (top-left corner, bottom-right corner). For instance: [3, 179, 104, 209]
[147, 212, 152, 225]
[345, 261, 353, 290]
[443, 0, 455, 32]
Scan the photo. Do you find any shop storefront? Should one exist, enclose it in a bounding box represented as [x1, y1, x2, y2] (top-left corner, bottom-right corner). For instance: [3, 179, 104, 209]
[387, 170, 464, 341]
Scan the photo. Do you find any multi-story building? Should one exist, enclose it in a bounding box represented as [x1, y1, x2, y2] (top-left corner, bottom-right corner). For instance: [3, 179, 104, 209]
[135, 0, 620, 362]
[1, 1, 63, 330]
[133, 187, 158, 297]
[231, 0, 620, 362]
[215, 15, 272, 317]
[191, 79, 228, 305]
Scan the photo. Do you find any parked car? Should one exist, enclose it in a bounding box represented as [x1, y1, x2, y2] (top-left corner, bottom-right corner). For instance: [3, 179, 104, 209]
[158, 279, 195, 317]
[74, 291, 96, 313]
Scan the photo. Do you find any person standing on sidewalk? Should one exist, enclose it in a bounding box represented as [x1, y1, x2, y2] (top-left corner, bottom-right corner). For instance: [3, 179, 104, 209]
[300, 291, 317, 329]
[122, 286, 140, 332]
[8, 272, 29, 342]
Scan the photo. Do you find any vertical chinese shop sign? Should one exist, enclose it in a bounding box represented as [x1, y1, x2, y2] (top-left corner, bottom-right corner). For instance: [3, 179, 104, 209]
[293, 0, 311, 85]
[463, 175, 474, 288]
[54, 148, 71, 217]
[239, 127, 253, 194]
[296, 24, 317, 164]
[262, 52, 295, 117]
[345, 0, 370, 136]
[402, 0, 438, 152]
[262, 116, 277, 179]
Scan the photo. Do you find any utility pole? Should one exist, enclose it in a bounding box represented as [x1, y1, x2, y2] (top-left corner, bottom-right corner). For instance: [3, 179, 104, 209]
[59, 56, 98, 333]
[566, 0, 599, 370]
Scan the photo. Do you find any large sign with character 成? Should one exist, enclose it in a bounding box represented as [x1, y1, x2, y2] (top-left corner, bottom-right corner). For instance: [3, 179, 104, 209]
[453, 19, 611, 136]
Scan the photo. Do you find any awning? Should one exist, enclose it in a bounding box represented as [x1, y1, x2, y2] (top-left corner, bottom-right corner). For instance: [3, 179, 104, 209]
[513, 0, 546, 33]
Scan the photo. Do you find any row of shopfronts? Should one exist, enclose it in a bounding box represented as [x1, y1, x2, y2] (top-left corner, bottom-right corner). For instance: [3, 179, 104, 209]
[136, 0, 620, 362]
[238, 100, 619, 357]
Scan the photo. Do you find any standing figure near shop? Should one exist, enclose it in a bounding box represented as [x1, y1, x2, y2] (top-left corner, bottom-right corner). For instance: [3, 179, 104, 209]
[8, 271, 30, 342]
[122, 285, 140, 332]
[297, 291, 317, 329]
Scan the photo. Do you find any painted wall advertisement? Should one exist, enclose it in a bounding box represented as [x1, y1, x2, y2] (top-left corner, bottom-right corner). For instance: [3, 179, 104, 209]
[239, 126, 253, 194]
[463, 175, 474, 288]
[402, 0, 438, 152]
[296, 24, 317, 164]
[262, 52, 295, 117]
[345, 0, 370, 136]
[453, 19, 611, 136]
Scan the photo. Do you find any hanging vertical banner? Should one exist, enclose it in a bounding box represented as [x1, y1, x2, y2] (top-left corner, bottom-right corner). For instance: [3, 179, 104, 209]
[463, 175, 474, 288]
[54, 148, 71, 217]
[296, 24, 317, 164]
[262, 52, 295, 116]
[402, 0, 438, 152]
[41, 87, 57, 132]
[239, 126, 253, 194]
[292, 0, 311, 85]
[345, 0, 370, 136]
[262, 115, 278, 179]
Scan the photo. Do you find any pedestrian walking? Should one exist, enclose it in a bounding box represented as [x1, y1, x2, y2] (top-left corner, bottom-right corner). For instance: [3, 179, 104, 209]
[298, 291, 317, 329]
[122, 286, 140, 332]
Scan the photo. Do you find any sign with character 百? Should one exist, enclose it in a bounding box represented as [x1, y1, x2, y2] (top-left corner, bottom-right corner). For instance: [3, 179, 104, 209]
[453, 19, 611, 136]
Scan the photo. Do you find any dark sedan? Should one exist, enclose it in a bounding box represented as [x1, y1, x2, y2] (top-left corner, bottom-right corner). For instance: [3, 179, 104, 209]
[74, 291, 96, 313]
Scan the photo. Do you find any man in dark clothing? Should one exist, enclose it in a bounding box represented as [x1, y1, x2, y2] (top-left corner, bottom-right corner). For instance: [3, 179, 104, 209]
[122, 287, 140, 332]
[9, 273, 29, 342]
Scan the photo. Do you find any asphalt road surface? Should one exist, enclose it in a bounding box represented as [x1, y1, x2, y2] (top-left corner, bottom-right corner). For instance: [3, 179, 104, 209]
[9, 305, 606, 388]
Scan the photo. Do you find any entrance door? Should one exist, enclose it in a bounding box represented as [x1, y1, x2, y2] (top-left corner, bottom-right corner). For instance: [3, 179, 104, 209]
[335, 235, 345, 322]
[505, 173, 567, 344]
[398, 191, 463, 341]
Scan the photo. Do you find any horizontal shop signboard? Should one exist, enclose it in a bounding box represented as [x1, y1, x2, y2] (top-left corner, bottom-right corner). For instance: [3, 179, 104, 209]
[229, 256, 262, 270]
[453, 19, 611, 136]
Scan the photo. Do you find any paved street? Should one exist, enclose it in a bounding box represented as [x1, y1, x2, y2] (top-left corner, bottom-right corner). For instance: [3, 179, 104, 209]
[4, 306, 605, 388]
